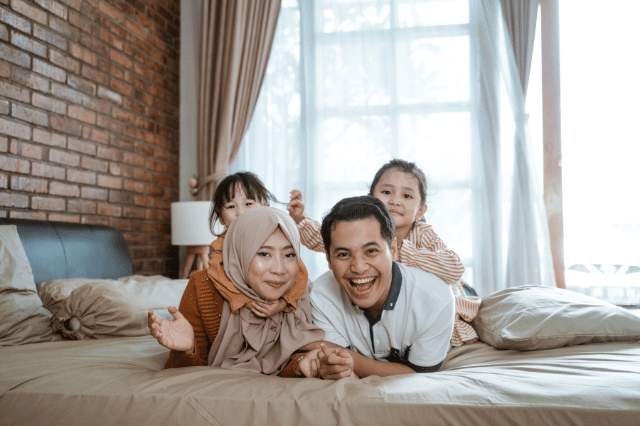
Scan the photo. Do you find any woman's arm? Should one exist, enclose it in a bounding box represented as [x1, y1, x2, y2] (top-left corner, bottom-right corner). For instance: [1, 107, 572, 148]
[163, 277, 211, 368]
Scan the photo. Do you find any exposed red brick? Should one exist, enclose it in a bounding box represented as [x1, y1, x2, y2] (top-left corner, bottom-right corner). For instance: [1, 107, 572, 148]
[0, 191, 29, 208]
[68, 105, 96, 124]
[1, 0, 180, 276]
[80, 94, 110, 116]
[97, 201, 122, 216]
[50, 115, 83, 136]
[33, 93, 67, 114]
[49, 15, 76, 38]
[67, 136, 96, 155]
[11, 103, 49, 126]
[70, 41, 98, 66]
[96, 145, 120, 161]
[81, 155, 108, 172]
[47, 213, 80, 222]
[31, 195, 66, 211]
[0, 117, 31, 139]
[97, 174, 122, 189]
[31, 161, 66, 179]
[33, 128, 66, 148]
[11, 140, 44, 160]
[66, 168, 96, 185]
[8, 210, 47, 220]
[49, 148, 80, 167]
[32, 58, 66, 82]
[67, 198, 97, 214]
[33, 23, 67, 50]
[10, 175, 48, 193]
[0, 80, 29, 102]
[80, 186, 108, 200]
[51, 81, 83, 103]
[81, 64, 110, 86]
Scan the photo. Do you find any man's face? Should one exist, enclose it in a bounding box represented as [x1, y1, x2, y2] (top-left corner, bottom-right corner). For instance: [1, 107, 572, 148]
[326, 217, 397, 318]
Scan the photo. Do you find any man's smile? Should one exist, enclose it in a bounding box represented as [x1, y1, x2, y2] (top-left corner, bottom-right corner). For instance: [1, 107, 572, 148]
[347, 276, 378, 297]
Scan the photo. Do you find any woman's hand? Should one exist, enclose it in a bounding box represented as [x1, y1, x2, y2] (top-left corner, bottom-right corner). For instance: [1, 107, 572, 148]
[286, 190, 305, 224]
[148, 306, 195, 354]
[317, 343, 357, 380]
[296, 348, 321, 378]
[249, 298, 287, 317]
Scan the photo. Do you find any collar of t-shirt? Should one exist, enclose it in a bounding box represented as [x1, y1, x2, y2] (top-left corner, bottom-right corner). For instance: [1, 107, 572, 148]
[361, 262, 402, 325]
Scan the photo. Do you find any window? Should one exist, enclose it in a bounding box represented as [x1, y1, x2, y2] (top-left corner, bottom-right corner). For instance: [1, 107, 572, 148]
[560, 0, 640, 304]
[235, 0, 552, 294]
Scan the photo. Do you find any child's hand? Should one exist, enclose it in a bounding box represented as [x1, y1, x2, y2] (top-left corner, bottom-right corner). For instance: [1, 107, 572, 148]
[296, 348, 321, 378]
[249, 298, 287, 317]
[317, 343, 356, 380]
[287, 190, 306, 224]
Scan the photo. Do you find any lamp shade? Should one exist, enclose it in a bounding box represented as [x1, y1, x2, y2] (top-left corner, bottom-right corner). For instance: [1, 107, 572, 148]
[171, 201, 216, 246]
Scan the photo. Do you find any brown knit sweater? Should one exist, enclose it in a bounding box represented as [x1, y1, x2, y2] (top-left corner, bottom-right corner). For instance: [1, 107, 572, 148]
[163, 270, 304, 377]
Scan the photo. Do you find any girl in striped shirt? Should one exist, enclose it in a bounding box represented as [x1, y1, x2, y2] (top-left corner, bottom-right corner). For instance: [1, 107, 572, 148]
[286, 159, 480, 346]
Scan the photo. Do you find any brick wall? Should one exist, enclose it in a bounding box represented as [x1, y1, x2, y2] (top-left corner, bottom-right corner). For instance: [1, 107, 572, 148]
[0, 0, 181, 277]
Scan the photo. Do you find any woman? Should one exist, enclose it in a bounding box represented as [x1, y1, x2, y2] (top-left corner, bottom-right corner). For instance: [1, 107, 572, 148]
[148, 207, 329, 377]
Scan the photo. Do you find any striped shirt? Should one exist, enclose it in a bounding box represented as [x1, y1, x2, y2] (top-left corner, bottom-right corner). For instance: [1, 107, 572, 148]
[297, 214, 480, 346]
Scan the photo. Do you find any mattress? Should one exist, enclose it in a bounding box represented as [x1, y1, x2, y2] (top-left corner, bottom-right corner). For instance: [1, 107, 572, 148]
[2, 337, 639, 425]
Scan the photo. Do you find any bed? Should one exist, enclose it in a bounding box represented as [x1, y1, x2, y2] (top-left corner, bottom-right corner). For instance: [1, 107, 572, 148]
[2, 219, 640, 425]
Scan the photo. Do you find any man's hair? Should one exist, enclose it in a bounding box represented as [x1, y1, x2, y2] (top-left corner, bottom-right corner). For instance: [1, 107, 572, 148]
[321, 196, 395, 251]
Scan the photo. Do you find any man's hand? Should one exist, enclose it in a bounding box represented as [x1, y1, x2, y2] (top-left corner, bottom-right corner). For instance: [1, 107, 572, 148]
[286, 190, 306, 224]
[148, 306, 195, 354]
[249, 298, 287, 317]
[317, 343, 357, 380]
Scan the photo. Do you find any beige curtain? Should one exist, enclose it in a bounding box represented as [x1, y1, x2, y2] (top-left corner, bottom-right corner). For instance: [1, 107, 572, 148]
[196, 0, 282, 201]
[500, 0, 556, 288]
[500, 0, 539, 94]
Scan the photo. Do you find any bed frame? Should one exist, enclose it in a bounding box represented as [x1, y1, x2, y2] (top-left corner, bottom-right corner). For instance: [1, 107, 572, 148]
[0, 218, 132, 285]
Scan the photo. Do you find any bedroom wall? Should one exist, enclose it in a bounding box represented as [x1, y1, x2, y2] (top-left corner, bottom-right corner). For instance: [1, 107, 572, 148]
[0, 0, 181, 276]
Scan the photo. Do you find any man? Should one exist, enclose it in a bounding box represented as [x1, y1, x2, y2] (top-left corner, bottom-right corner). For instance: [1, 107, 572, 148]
[310, 196, 454, 379]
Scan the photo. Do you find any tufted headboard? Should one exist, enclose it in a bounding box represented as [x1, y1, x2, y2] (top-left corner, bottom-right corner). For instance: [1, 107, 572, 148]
[0, 218, 133, 286]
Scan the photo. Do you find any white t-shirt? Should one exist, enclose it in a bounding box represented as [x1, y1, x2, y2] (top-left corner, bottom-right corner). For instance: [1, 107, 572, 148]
[311, 262, 454, 370]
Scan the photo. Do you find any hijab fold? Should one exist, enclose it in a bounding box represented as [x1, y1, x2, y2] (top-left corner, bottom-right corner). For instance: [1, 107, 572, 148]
[206, 207, 324, 375]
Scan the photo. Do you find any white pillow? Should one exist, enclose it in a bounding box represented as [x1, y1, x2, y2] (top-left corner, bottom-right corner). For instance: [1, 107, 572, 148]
[0, 225, 58, 345]
[51, 276, 188, 339]
[472, 285, 640, 350]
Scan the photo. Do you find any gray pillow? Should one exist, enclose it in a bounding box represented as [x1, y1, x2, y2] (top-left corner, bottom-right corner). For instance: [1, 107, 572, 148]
[0, 225, 58, 345]
[471, 285, 640, 350]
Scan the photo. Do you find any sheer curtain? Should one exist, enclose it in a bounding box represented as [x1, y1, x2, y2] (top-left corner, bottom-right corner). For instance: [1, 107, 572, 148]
[234, 0, 555, 295]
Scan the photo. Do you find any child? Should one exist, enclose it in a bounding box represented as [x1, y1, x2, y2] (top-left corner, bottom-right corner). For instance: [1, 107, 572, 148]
[208, 172, 288, 318]
[287, 159, 480, 346]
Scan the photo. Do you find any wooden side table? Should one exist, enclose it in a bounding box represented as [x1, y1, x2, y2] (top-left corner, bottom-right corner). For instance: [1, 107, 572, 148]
[180, 245, 210, 279]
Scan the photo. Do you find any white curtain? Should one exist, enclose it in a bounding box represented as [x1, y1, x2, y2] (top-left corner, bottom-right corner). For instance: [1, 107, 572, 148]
[234, 0, 555, 295]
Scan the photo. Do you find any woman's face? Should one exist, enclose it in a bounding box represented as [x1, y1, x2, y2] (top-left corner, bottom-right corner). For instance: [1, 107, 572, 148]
[246, 226, 299, 301]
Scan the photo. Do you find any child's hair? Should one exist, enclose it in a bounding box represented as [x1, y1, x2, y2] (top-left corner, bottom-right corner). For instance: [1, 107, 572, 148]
[321, 196, 395, 251]
[209, 172, 278, 233]
[369, 159, 428, 206]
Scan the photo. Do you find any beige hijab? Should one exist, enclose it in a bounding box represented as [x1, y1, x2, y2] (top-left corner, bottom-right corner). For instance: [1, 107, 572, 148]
[207, 207, 324, 374]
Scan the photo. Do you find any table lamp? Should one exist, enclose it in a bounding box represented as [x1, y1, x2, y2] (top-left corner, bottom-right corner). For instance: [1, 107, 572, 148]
[171, 201, 216, 279]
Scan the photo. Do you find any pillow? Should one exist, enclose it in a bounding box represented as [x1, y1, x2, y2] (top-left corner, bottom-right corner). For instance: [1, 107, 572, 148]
[471, 285, 640, 351]
[38, 275, 178, 315]
[0, 225, 59, 345]
[51, 276, 188, 340]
